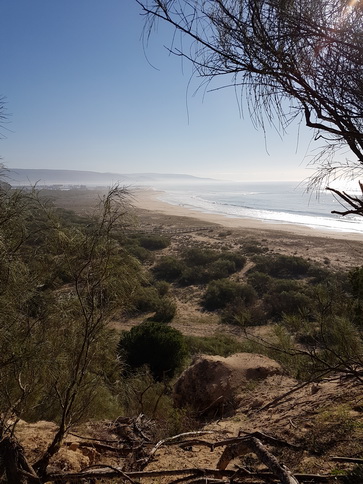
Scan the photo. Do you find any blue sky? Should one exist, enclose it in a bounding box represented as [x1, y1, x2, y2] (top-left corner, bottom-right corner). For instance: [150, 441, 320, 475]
[0, 0, 316, 182]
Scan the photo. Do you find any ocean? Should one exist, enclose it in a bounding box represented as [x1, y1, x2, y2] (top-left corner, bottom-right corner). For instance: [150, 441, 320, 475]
[153, 181, 363, 234]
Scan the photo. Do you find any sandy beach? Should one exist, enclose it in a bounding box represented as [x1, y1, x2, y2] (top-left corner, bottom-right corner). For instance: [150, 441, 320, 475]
[130, 187, 363, 270]
[132, 187, 363, 240]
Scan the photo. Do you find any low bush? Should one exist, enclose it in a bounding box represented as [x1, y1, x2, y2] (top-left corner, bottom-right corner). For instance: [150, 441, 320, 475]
[132, 286, 161, 313]
[139, 235, 170, 250]
[151, 297, 177, 323]
[153, 256, 186, 282]
[221, 299, 266, 327]
[155, 280, 170, 296]
[203, 279, 256, 311]
[127, 244, 154, 263]
[185, 334, 248, 357]
[247, 271, 274, 296]
[220, 251, 246, 270]
[154, 248, 246, 286]
[182, 247, 219, 266]
[264, 290, 312, 320]
[206, 258, 236, 280]
[252, 254, 311, 279]
[240, 240, 268, 255]
[118, 321, 187, 380]
[203, 279, 244, 311]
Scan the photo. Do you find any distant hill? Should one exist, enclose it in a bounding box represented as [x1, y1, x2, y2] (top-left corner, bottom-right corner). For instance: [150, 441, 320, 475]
[6, 169, 216, 187]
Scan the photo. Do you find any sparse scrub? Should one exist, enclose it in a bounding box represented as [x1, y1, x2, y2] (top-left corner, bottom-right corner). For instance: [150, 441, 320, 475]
[306, 405, 357, 455]
[139, 234, 170, 250]
[182, 247, 219, 266]
[185, 334, 249, 357]
[221, 298, 266, 327]
[252, 254, 311, 278]
[119, 367, 197, 438]
[127, 244, 155, 262]
[240, 239, 268, 255]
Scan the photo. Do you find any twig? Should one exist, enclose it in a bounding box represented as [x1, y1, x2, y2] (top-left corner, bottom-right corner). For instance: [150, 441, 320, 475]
[147, 431, 215, 460]
[331, 456, 363, 463]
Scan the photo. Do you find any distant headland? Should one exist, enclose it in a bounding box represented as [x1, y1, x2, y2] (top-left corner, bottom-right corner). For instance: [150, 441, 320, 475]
[5, 168, 216, 188]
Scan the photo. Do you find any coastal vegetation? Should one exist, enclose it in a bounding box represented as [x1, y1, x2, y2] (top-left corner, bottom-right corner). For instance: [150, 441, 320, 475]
[1, 184, 363, 482]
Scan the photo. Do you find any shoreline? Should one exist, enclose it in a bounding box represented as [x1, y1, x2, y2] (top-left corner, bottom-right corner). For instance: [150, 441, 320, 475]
[131, 187, 363, 242]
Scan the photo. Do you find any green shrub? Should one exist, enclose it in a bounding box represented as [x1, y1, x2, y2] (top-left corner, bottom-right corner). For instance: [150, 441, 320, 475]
[252, 254, 311, 279]
[264, 290, 312, 320]
[203, 279, 242, 310]
[139, 235, 170, 250]
[270, 279, 302, 293]
[306, 264, 331, 283]
[181, 248, 246, 282]
[151, 297, 177, 323]
[182, 247, 219, 266]
[153, 256, 186, 281]
[132, 286, 161, 313]
[220, 251, 246, 270]
[178, 266, 201, 285]
[185, 334, 247, 357]
[203, 279, 256, 311]
[155, 280, 170, 296]
[240, 240, 267, 255]
[206, 258, 236, 279]
[221, 298, 265, 327]
[118, 321, 187, 380]
[247, 271, 274, 296]
[127, 244, 154, 263]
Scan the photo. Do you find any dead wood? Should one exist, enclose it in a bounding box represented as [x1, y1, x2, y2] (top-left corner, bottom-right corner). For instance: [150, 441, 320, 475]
[45, 467, 348, 483]
[68, 431, 122, 443]
[247, 437, 300, 484]
[146, 430, 215, 460]
[0, 437, 40, 484]
[45, 467, 242, 482]
[64, 440, 133, 455]
[331, 456, 363, 463]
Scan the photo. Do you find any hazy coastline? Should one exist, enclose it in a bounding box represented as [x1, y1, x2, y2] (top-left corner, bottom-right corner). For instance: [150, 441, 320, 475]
[132, 187, 363, 242]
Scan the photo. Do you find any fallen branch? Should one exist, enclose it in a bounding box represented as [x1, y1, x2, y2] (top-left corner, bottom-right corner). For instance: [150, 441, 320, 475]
[248, 437, 299, 484]
[45, 467, 348, 483]
[331, 456, 363, 463]
[146, 430, 216, 461]
[64, 440, 133, 455]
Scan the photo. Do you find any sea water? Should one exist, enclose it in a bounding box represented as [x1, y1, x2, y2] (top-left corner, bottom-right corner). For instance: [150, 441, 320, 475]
[154, 181, 363, 234]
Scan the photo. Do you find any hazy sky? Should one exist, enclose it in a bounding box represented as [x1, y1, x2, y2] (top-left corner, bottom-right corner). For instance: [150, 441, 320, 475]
[0, 1, 319, 182]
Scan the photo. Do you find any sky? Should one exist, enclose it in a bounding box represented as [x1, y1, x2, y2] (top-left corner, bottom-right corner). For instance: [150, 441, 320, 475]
[0, 0, 318, 182]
